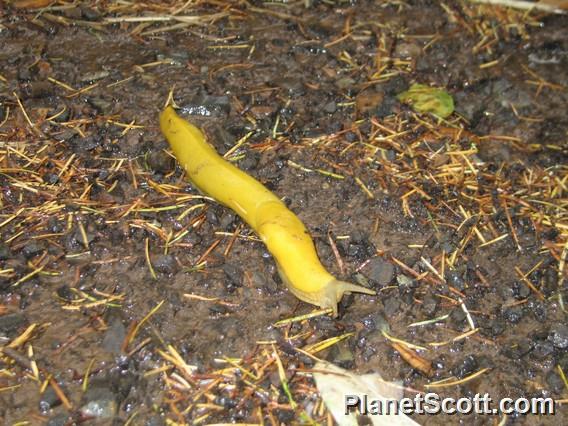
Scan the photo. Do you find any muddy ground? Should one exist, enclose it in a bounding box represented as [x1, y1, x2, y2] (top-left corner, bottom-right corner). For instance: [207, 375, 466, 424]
[0, 0, 567, 425]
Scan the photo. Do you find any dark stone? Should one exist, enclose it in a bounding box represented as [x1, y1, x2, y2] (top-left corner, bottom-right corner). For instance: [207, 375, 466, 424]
[323, 101, 337, 114]
[147, 150, 174, 174]
[362, 257, 394, 286]
[46, 413, 72, 426]
[219, 212, 236, 230]
[383, 296, 400, 317]
[79, 5, 102, 20]
[326, 339, 355, 369]
[502, 339, 533, 360]
[22, 240, 45, 259]
[0, 313, 28, 338]
[0, 242, 10, 260]
[39, 384, 64, 412]
[361, 312, 390, 333]
[446, 270, 466, 291]
[222, 264, 243, 289]
[56, 285, 80, 302]
[152, 254, 179, 275]
[42, 173, 59, 184]
[548, 323, 568, 349]
[80, 384, 119, 419]
[451, 355, 478, 379]
[449, 306, 466, 325]
[512, 281, 530, 299]
[102, 317, 126, 355]
[502, 305, 524, 324]
[545, 370, 565, 394]
[21, 81, 54, 99]
[421, 294, 439, 316]
[531, 341, 554, 360]
[182, 94, 231, 117]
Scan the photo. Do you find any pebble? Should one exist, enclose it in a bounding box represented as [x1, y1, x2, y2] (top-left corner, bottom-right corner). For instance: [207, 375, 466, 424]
[502, 305, 524, 324]
[446, 270, 466, 291]
[0, 313, 29, 339]
[383, 296, 400, 317]
[152, 254, 179, 275]
[531, 341, 554, 360]
[421, 294, 439, 316]
[362, 257, 394, 286]
[361, 312, 390, 333]
[548, 323, 568, 349]
[22, 240, 45, 259]
[39, 384, 64, 412]
[80, 384, 118, 419]
[102, 317, 126, 355]
[147, 150, 174, 174]
[501, 339, 533, 360]
[46, 413, 72, 426]
[545, 370, 565, 394]
[356, 90, 384, 115]
[326, 339, 355, 369]
[451, 354, 478, 379]
[0, 242, 10, 260]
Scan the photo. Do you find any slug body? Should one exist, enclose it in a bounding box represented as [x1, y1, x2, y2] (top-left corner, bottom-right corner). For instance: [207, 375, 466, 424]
[160, 106, 375, 316]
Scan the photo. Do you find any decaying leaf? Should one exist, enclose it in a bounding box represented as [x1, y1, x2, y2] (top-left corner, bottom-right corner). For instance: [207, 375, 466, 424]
[397, 83, 454, 118]
[313, 360, 420, 426]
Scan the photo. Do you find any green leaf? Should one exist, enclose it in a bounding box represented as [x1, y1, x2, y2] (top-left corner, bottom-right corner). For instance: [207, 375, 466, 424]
[397, 83, 454, 118]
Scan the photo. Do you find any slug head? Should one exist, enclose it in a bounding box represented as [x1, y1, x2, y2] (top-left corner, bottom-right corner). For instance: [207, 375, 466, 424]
[326, 280, 376, 317]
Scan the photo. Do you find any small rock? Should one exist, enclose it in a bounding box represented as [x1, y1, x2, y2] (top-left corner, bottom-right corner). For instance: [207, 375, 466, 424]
[152, 254, 179, 275]
[21, 81, 53, 99]
[502, 339, 533, 360]
[449, 306, 466, 325]
[446, 270, 466, 291]
[87, 96, 113, 114]
[147, 150, 174, 174]
[39, 384, 64, 412]
[512, 281, 530, 299]
[42, 172, 59, 184]
[0, 242, 11, 260]
[451, 354, 477, 379]
[0, 313, 28, 339]
[22, 240, 45, 259]
[383, 296, 400, 317]
[361, 312, 390, 333]
[102, 317, 126, 355]
[531, 341, 554, 360]
[421, 294, 439, 316]
[46, 413, 72, 426]
[335, 77, 356, 90]
[548, 323, 568, 349]
[545, 370, 565, 394]
[323, 101, 337, 114]
[219, 211, 236, 230]
[326, 339, 355, 369]
[80, 385, 118, 420]
[222, 263, 243, 290]
[79, 5, 102, 20]
[56, 285, 79, 302]
[480, 319, 505, 337]
[356, 90, 384, 115]
[362, 257, 394, 286]
[502, 305, 524, 324]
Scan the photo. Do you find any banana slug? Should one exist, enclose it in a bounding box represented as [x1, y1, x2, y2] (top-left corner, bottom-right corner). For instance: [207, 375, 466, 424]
[159, 106, 375, 316]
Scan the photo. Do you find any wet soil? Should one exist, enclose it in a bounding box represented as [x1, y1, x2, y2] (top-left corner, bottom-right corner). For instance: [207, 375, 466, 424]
[0, 1, 567, 425]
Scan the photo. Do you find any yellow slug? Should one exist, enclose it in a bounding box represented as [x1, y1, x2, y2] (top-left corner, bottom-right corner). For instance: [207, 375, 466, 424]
[159, 106, 375, 316]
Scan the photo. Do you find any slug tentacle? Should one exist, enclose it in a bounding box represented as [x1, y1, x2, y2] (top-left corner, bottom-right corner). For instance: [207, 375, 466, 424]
[160, 106, 376, 317]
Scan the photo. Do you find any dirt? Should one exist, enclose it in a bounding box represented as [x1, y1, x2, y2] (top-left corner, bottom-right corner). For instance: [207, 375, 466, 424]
[0, 1, 567, 425]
